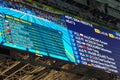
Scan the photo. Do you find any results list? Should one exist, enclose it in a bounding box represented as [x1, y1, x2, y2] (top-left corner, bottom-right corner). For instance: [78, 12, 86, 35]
[1, 18, 67, 59]
[69, 31, 118, 73]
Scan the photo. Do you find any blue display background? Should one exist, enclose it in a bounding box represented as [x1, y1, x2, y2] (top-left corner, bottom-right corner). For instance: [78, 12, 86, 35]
[64, 15, 120, 73]
[0, 6, 75, 63]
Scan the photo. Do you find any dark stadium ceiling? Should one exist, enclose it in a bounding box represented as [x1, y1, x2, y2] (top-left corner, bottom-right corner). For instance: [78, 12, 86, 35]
[76, 0, 120, 29]
[36, 0, 120, 30]
[71, 0, 120, 19]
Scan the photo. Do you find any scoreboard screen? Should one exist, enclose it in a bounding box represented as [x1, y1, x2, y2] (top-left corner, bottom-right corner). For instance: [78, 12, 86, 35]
[0, 15, 75, 62]
[65, 15, 120, 74]
[0, 6, 75, 63]
[0, 6, 120, 74]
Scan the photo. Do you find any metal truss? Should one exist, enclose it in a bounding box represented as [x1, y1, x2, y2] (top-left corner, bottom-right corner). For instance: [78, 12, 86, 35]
[0, 48, 119, 80]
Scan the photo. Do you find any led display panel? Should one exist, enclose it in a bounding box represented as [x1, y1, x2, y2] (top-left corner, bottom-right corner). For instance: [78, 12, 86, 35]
[0, 15, 75, 62]
[65, 15, 120, 74]
[0, 6, 120, 74]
